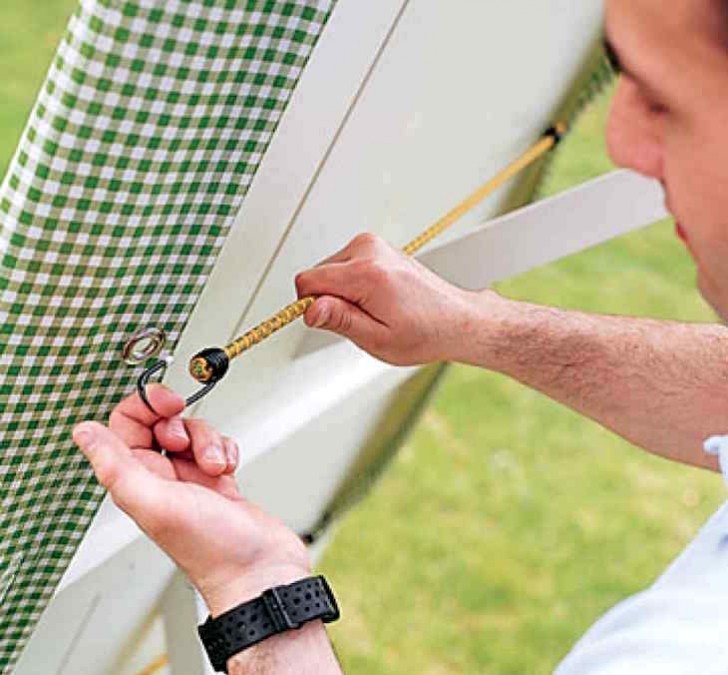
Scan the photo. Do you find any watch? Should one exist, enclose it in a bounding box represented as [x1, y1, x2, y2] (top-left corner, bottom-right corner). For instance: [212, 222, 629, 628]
[197, 575, 340, 673]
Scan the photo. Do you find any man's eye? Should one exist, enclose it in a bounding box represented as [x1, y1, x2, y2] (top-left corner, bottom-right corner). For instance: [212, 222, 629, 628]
[604, 38, 622, 74]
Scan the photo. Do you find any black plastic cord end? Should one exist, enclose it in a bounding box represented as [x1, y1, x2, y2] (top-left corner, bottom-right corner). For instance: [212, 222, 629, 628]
[189, 347, 230, 384]
[544, 121, 568, 146]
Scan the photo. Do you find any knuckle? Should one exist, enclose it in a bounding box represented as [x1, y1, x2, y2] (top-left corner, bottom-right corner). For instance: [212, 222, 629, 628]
[107, 474, 133, 510]
[95, 464, 116, 491]
[108, 409, 124, 431]
[332, 307, 352, 334]
[186, 418, 213, 443]
[364, 258, 388, 283]
[347, 257, 372, 282]
[183, 417, 201, 432]
[352, 232, 379, 250]
[296, 271, 316, 298]
[187, 416, 209, 431]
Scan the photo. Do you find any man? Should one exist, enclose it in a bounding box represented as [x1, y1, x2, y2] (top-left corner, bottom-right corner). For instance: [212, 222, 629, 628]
[74, 0, 728, 672]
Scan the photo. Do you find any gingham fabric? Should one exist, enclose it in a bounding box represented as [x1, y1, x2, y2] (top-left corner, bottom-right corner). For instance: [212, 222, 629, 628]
[0, 0, 335, 669]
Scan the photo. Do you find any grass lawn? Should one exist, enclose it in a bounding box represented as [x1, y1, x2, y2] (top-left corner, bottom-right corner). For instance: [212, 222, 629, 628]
[2, 3, 725, 674]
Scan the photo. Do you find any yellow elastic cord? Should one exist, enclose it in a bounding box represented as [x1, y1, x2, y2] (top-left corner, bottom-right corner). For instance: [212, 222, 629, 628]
[135, 654, 168, 675]
[401, 125, 565, 255]
[189, 123, 566, 382]
[223, 296, 315, 361]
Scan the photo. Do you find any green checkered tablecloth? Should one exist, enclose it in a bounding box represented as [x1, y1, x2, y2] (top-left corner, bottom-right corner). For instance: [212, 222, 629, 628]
[0, 0, 334, 669]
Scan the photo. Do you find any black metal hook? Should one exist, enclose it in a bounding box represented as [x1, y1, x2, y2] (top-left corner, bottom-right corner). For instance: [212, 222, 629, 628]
[136, 356, 219, 414]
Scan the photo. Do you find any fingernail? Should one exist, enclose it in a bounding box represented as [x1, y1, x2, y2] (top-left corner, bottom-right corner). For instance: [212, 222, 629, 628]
[169, 418, 188, 440]
[225, 439, 239, 469]
[73, 424, 95, 447]
[204, 445, 226, 467]
[313, 305, 329, 328]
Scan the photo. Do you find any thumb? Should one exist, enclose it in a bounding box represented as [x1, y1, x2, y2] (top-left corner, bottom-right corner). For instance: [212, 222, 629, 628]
[304, 296, 388, 352]
[73, 421, 163, 519]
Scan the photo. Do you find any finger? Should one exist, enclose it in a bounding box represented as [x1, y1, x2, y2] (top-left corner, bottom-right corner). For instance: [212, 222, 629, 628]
[304, 296, 388, 352]
[223, 436, 240, 474]
[73, 421, 169, 520]
[315, 244, 352, 267]
[295, 233, 383, 298]
[296, 257, 348, 299]
[171, 457, 241, 501]
[110, 385, 186, 449]
[131, 447, 176, 481]
[347, 232, 384, 254]
[185, 418, 229, 476]
[295, 259, 374, 304]
[119, 383, 186, 424]
[153, 415, 191, 453]
[314, 233, 376, 268]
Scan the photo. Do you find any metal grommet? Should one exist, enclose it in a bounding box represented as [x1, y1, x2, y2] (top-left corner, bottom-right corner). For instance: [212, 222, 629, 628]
[122, 326, 167, 366]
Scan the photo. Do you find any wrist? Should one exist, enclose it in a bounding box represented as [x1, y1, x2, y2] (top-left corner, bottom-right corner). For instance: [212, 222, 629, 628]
[227, 621, 339, 675]
[445, 289, 515, 366]
[200, 562, 313, 618]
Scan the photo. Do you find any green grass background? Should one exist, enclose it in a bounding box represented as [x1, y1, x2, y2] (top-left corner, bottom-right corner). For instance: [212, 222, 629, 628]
[1, 2, 725, 673]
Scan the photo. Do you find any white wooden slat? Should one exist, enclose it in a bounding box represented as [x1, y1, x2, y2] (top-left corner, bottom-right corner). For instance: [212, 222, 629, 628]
[161, 573, 211, 675]
[15, 538, 174, 674]
[420, 170, 668, 289]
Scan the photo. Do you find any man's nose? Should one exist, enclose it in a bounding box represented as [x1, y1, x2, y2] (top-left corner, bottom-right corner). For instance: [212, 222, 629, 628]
[606, 77, 664, 180]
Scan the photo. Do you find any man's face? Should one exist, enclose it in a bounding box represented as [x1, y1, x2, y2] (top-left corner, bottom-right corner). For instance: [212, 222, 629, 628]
[605, 0, 728, 317]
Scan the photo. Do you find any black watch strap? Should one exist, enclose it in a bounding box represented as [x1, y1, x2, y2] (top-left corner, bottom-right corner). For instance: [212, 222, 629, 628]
[198, 575, 340, 673]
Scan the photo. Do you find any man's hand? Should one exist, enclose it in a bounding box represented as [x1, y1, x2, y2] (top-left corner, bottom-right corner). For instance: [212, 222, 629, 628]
[295, 232, 728, 474]
[295, 233, 499, 365]
[72, 385, 311, 617]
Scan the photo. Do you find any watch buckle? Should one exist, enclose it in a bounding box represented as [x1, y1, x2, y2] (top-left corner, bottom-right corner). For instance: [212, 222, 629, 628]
[261, 586, 300, 631]
[319, 575, 341, 623]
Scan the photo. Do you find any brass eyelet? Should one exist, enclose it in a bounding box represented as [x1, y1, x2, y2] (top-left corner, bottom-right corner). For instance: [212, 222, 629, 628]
[122, 326, 167, 366]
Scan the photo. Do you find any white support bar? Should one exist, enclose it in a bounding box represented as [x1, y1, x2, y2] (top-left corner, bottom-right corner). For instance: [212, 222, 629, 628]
[161, 572, 214, 675]
[420, 170, 668, 289]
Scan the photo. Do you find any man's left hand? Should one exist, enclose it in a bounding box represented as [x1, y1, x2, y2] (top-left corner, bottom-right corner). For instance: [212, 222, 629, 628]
[72, 385, 311, 617]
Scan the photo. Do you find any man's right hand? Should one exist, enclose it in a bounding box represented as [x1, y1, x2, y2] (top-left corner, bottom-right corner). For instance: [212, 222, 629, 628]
[295, 233, 502, 366]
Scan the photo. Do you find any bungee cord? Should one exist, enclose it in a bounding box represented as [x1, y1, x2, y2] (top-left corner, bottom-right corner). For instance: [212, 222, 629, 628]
[137, 122, 567, 412]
